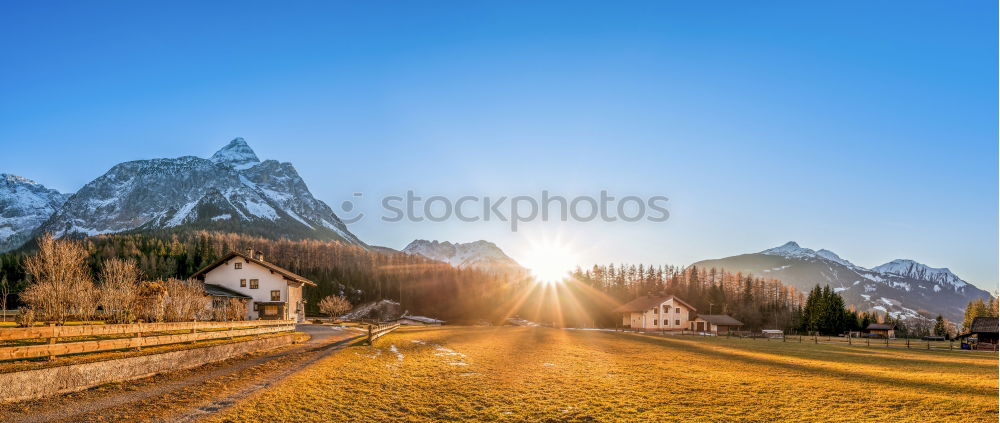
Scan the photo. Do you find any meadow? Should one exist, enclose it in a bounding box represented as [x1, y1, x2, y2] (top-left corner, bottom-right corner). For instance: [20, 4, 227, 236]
[211, 326, 998, 422]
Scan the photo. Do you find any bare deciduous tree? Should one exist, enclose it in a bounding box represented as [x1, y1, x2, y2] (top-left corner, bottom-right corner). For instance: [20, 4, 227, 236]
[318, 295, 352, 319]
[20, 234, 97, 324]
[98, 258, 142, 323]
[0, 276, 10, 322]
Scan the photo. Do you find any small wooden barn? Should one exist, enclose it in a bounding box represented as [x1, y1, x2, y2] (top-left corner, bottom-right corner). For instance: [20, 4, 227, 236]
[957, 316, 998, 350]
[690, 314, 744, 334]
[864, 323, 896, 339]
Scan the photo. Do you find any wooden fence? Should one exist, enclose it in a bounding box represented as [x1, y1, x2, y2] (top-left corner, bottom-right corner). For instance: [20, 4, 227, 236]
[0, 320, 295, 361]
[367, 321, 400, 344]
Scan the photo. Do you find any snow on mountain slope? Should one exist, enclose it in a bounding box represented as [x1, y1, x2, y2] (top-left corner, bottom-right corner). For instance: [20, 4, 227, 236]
[36, 138, 364, 246]
[0, 174, 71, 251]
[695, 241, 992, 323]
[403, 240, 523, 272]
[872, 259, 967, 289]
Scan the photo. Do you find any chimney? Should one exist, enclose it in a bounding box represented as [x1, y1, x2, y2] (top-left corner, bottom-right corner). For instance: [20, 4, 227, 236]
[245, 247, 253, 257]
[257, 252, 265, 261]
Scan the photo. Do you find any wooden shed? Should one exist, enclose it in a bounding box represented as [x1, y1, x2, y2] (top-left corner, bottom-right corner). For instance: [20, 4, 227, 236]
[864, 323, 896, 339]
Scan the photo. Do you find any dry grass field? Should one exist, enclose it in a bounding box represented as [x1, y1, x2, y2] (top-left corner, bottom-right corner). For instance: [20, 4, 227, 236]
[210, 326, 998, 423]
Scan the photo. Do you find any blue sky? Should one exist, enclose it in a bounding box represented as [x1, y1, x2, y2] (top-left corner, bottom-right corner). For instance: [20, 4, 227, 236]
[1, 1, 997, 290]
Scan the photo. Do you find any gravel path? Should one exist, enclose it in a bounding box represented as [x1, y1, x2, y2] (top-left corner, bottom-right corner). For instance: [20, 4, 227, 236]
[2, 324, 365, 423]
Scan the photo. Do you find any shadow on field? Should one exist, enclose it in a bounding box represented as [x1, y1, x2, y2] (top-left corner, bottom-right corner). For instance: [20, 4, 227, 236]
[614, 332, 997, 398]
[796, 347, 999, 371]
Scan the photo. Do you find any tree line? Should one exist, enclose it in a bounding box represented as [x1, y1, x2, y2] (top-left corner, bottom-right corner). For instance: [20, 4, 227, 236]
[0, 230, 532, 322]
[569, 264, 804, 330]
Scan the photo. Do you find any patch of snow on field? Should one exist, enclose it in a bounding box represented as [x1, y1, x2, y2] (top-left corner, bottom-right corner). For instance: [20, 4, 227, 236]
[389, 345, 404, 363]
[410, 340, 426, 345]
[360, 348, 382, 359]
[543, 363, 555, 367]
[434, 346, 465, 358]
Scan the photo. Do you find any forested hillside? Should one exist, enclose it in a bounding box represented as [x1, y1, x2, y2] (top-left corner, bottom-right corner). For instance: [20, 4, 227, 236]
[0, 230, 531, 320]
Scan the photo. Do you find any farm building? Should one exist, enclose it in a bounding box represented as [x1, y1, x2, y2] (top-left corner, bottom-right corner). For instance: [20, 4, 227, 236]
[191, 248, 315, 322]
[690, 315, 744, 334]
[864, 323, 896, 339]
[956, 316, 998, 349]
[399, 315, 445, 326]
[762, 329, 784, 338]
[613, 295, 697, 331]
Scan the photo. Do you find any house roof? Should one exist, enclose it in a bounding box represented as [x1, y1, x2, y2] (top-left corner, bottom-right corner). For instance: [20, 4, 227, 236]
[203, 283, 252, 299]
[190, 250, 316, 286]
[969, 316, 999, 334]
[866, 323, 896, 330]
[612, 295, 696, 313]
[696, 314, 744, 326]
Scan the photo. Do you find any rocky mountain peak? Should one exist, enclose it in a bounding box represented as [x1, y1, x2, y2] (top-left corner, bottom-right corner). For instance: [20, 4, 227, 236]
[403, 239, 522, 271]
[210, 137, 260, 170]
[0, 174, 71, 251]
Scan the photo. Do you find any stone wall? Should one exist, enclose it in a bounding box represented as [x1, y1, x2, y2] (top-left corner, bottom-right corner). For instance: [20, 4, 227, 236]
[0, 334, 293, 403]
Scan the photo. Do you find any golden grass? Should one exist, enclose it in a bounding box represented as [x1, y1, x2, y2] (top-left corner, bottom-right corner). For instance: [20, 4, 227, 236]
[210, 327, 998, 423]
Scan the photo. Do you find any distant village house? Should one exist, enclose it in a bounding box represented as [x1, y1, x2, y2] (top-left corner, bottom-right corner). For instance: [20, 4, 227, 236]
[191, 249, 315, 322]
[613, 295, 698, 331]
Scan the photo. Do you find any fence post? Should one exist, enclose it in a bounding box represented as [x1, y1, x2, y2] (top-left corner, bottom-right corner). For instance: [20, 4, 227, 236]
[135, 322, 143, 351]
[906, 338, 909, 349]
[866, 337, 869, 347]
[926, 340, 930, 350]
[48, 323, 57, 361]
[848, 333, 852, 345]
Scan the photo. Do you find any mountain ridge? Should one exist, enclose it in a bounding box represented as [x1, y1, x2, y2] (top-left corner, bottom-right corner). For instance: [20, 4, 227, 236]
[0, 138, 365, 251]
[403, 239, 524, 272]
[694, 241, 992, 323]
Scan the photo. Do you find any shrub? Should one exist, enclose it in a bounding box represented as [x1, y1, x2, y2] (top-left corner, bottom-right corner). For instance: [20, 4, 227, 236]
[15, 307, 35, 328]
[318, 295, 352, 319]
[98, 258, 141, 324]
[162, 278, 211, 322]
[135, 281, 166, 322]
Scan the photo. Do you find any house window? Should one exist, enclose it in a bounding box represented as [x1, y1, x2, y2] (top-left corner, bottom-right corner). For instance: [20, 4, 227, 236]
[250, 279, 259, 289]
[675, 320, 680, 326]
[652, 307, 658, 314]
[262, 304, 279, 316]
[234, 262, 242, 269]
[662, 305, 669, 313]
[675, 307, 680, 314]
[240, 279, 246, 287]
[271, 290, 281, 301]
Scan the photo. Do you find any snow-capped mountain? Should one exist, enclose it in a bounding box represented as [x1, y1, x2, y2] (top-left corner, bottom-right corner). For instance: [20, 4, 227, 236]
[35, 138, 364, 246]
[403, 240, 524, 272]
[693, 241, 992, 323]
[872, 259, 967, 288]
[0, 174, 71, 252]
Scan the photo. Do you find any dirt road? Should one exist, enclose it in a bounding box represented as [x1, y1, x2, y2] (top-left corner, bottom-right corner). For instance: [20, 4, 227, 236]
[0, 324, 364, 423]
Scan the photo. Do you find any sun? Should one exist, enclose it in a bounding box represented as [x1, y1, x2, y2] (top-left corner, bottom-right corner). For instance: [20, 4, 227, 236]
[519, 238, 579, 284]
